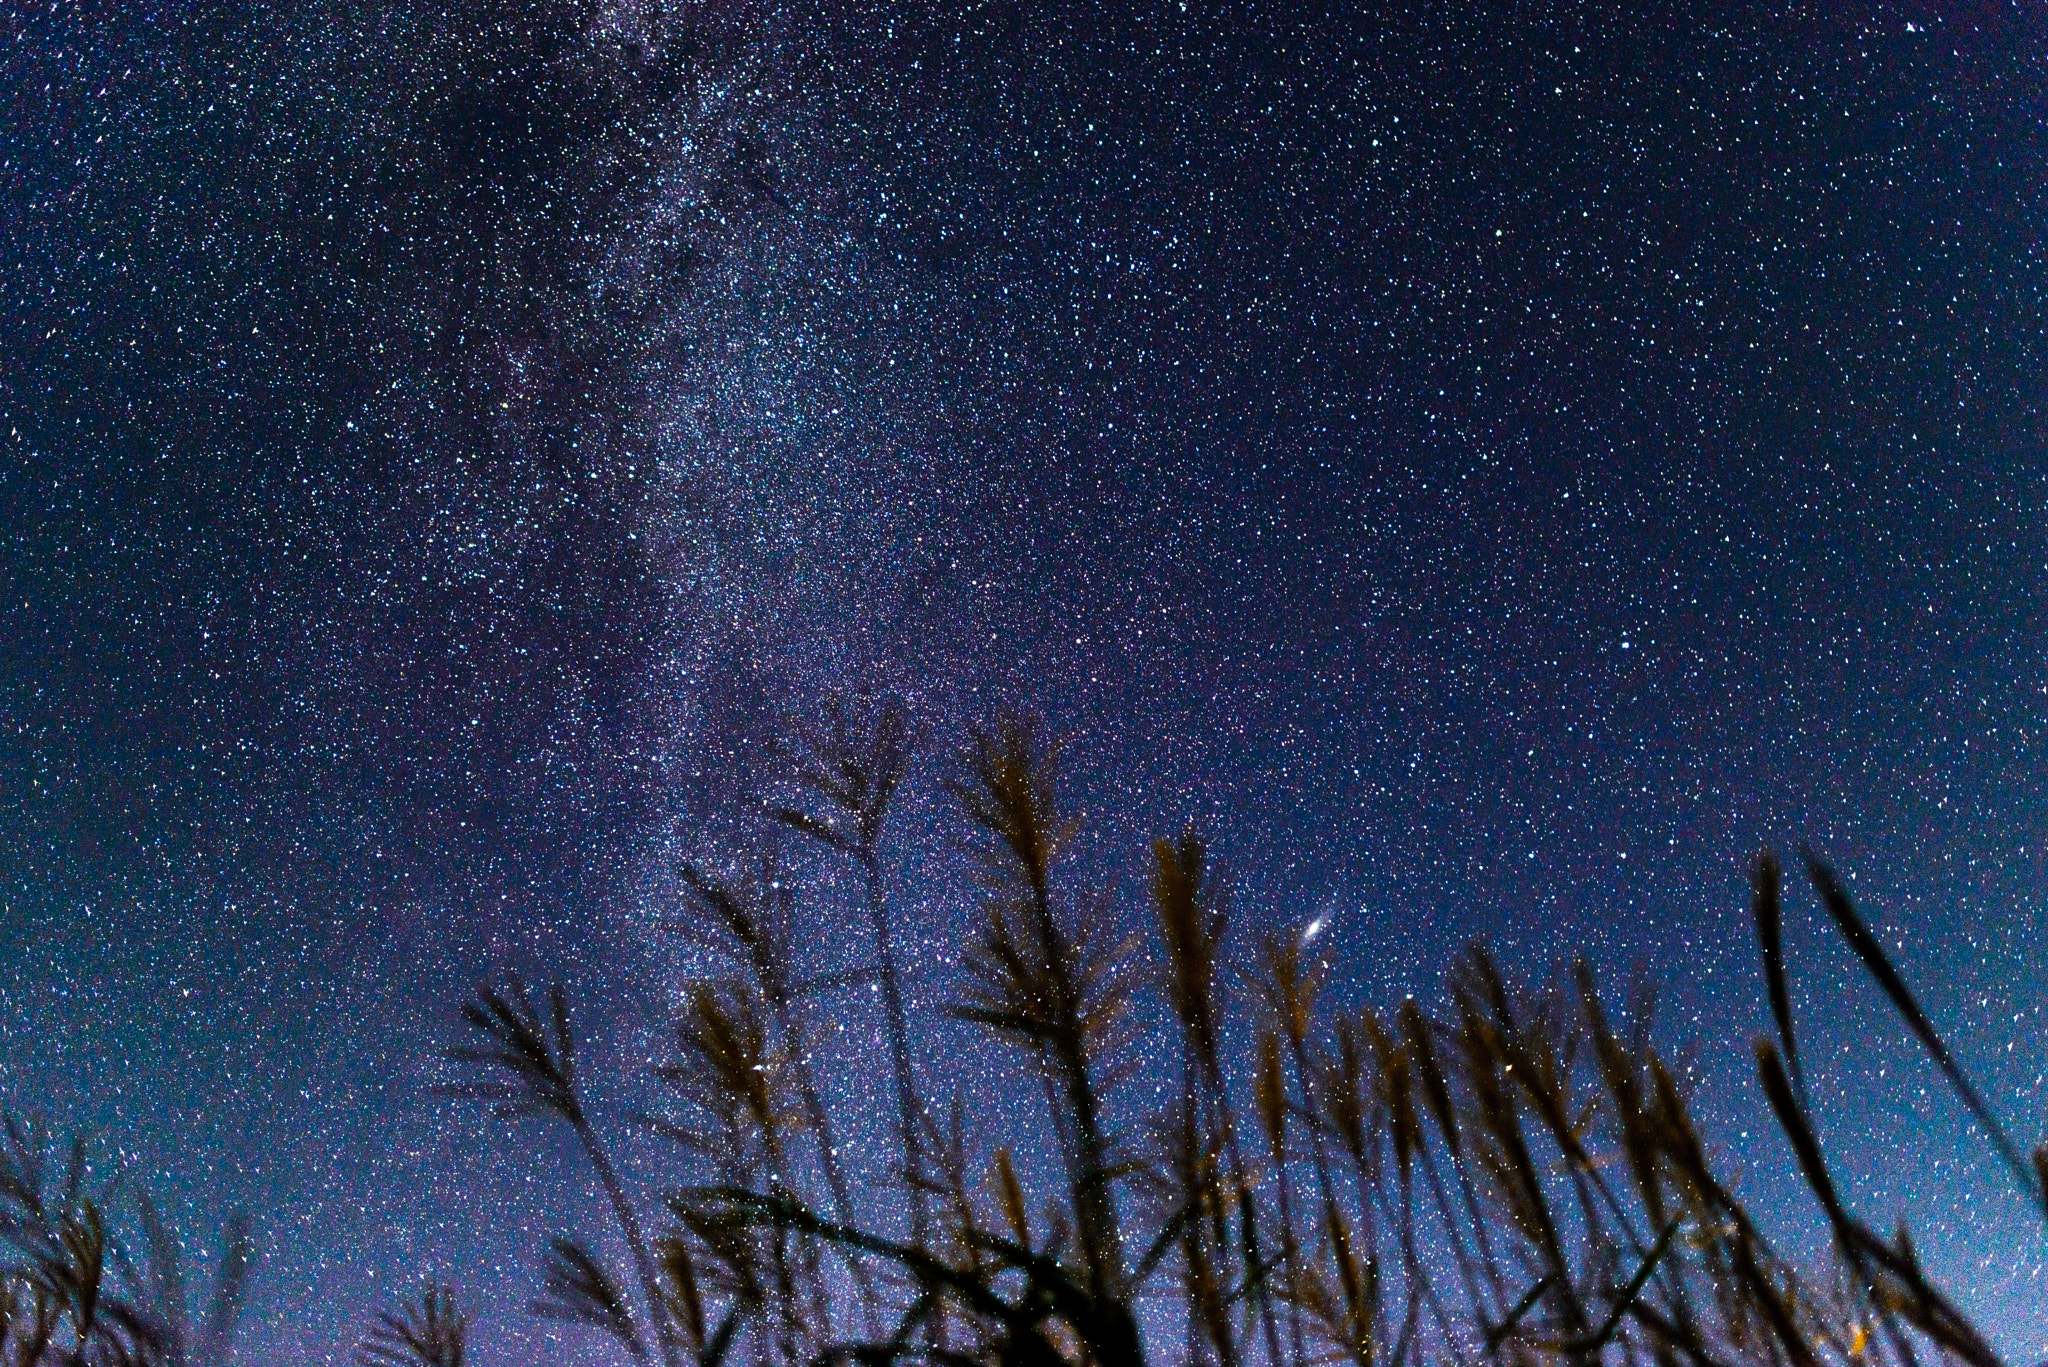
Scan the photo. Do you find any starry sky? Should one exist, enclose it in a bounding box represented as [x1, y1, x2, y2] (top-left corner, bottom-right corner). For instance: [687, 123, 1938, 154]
[4, 0, 2046, 1362]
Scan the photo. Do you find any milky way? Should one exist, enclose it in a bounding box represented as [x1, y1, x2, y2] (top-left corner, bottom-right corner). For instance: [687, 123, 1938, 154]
[4, 2, 2046, 1361]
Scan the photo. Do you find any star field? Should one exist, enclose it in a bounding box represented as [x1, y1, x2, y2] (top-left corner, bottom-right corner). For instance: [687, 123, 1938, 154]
[3, 1, 2045, 1362]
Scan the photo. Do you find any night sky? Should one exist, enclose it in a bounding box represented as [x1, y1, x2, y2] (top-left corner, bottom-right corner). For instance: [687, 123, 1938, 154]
[4, 1, 2046, 1362]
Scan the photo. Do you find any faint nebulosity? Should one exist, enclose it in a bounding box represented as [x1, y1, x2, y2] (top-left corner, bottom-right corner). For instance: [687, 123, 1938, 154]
[3, 1, 2045, 1362]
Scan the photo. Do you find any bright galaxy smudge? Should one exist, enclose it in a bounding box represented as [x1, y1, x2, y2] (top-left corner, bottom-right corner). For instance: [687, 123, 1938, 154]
[3, 2, 2047, 1362]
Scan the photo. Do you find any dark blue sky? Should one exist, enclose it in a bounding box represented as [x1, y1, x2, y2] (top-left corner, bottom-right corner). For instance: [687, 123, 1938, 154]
[3, 1, 2045, 1362]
